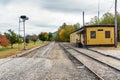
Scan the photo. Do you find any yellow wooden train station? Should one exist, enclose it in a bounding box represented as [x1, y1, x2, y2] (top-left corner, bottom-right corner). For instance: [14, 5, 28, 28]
[70, 25, 115, 47]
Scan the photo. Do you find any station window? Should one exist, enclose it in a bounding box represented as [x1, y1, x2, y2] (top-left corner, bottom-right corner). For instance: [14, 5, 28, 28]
[90, 31, 96, 39]
[105, 31, 110, 38]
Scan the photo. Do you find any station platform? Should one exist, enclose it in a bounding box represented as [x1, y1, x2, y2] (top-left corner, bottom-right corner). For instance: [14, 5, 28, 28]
[90, 47, 120, 60]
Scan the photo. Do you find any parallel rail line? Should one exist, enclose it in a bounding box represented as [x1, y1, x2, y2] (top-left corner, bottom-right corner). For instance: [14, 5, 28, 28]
[68, 45, 120, 72]
[59, 43, 104, 80]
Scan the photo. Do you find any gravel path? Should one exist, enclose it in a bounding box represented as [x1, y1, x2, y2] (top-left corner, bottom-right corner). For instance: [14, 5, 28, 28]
[0, 58, 52, 80]
[0, 42, 100, 80]
[44, 43, 97, 80]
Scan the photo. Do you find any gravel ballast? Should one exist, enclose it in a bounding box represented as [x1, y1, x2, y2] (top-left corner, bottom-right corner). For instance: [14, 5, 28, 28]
[0, 42, 101, 80]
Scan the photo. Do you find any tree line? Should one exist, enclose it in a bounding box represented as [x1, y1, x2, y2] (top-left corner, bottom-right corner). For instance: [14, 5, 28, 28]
[0, 29, 54, 48]
[86, 12, 120, 30]
[55, 23, 80, 42]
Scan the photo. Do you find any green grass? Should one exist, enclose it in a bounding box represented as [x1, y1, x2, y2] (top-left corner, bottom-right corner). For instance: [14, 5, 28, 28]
[0, 41, 48, 58]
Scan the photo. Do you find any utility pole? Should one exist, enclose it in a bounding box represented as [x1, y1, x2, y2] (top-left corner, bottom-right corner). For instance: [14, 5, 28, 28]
[83, 11, 85, 26]
[115, 0, 117, 48]
[98, 11, 100, 25]
[98, 0, 100, 25]
[83, 11, 86, 47]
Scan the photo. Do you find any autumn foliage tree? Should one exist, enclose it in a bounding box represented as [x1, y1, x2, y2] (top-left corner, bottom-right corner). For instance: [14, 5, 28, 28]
[0, 35, 9, 47]
[4, 29, 19, 48]
[56, 23, 80, 42]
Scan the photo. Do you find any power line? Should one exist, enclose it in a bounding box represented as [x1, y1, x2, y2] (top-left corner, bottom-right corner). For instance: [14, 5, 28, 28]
[107, 0, 114, 12]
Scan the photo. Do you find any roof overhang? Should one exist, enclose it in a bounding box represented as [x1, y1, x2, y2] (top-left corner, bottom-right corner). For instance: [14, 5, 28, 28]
[77, 28, 84, 34]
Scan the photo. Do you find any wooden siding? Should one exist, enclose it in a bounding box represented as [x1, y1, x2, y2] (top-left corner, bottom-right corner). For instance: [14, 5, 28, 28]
[86, 27, 114, 45]
[70, 31, 80, 43]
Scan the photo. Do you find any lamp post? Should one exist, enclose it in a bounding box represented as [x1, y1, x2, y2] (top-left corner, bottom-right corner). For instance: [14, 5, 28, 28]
[20, 15, 29, 50]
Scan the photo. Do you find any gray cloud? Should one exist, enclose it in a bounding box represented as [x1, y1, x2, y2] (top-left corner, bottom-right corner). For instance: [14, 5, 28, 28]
[0, 0, 119, 35]
[41, 0, 116, 14]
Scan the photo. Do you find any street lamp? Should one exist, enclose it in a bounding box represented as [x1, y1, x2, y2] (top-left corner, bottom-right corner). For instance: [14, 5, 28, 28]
[20, 15, 29, 50]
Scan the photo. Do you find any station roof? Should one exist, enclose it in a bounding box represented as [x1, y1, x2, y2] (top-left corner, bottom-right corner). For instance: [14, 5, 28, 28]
[70, 24, 115, 34]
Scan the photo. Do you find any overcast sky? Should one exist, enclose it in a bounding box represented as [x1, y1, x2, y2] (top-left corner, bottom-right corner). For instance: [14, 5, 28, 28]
[0, 0, 120, 35]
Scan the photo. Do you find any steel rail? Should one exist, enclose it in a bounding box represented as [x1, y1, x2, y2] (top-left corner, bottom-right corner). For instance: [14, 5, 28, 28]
[59, 43, 104, 80]
[66, 44, 120, 72]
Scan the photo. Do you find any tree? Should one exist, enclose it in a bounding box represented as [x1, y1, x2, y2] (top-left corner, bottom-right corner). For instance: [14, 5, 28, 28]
[56, 24, 76, 42]
[117, 13, 120, 30]
[31, 35, 38, 44]
[48, 32, 54, 41]
[87, 16, 99, 25]
[58, 29, 65, 41]
[4, 29, 19, 48]
[60, 22, 67, 29]
[86, 12, 115, 25]
[25, 35, 31, 44]
[100, 12, 114, 25]
[74, 23, 80, 29]
[0, 35, 9, 47]
[63, 25, 75, 42]
[38, 32, 48, 42]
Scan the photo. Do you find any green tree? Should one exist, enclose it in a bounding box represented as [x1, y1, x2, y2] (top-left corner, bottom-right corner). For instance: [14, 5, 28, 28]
[100, 12, 114, 24]
[4, 29, 19, 48]
[117, 13, 120, 30]
[38, 32, 48, 42]
[73, 23, 80, 29]
[48, 32, 54, 41]
[60, 22, 67, 29]
[87, 16, 99, 25]
[25, 35, 31, 44]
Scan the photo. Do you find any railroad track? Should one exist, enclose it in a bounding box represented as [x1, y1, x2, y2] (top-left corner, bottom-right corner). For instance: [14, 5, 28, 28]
[60, 43, 120, 80]
[69, 45, 120, 71]
[59, 43, 104, 80]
